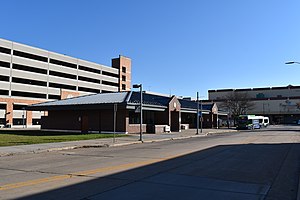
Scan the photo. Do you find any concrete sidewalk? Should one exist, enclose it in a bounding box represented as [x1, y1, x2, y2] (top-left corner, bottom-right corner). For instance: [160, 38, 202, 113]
[0, 128, 236, 157]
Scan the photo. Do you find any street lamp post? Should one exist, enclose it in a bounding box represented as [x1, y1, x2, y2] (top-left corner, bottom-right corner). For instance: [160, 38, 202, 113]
[285, 61, 300, 65]
[200, 98, 203, 133]
[196, 92, 203, 134]
[196, 92, 199, 135]
[133, 84, 143, 142]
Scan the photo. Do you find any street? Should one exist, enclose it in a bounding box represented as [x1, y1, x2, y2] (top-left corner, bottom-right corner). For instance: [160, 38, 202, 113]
[1, 125, 300, 200]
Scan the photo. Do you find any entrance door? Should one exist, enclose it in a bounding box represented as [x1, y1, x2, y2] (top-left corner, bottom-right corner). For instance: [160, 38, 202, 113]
[81, 115, 89, 133]
[171, 111, 179, 132]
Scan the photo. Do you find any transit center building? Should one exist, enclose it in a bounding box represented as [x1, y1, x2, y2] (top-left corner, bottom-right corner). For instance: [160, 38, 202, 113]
[28, 91, 223, 133]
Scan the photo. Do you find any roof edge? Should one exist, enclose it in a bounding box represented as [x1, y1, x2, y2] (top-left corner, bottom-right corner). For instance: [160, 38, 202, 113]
[125, 91, 133, 103]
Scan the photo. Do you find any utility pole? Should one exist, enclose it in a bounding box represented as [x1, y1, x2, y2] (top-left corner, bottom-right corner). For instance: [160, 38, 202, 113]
[133, 84, 143, 142]
[196, 92, 199, 135]
[200, 96, 203, 133]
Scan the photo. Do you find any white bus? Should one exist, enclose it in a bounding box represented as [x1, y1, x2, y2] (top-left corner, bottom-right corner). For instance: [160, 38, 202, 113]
[254, 116, 269, 127]
[237, 115, 269, 129]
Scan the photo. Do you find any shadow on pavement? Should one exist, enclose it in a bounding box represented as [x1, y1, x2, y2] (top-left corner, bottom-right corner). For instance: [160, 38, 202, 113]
[15, 143, 300, 200]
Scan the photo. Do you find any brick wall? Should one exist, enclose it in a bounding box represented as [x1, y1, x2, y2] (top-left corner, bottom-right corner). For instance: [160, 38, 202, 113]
[0, 97, 43, 126]
[60, 90, 81, 100]
[112, 55, 131, 92]
[42, 108, 128, 133]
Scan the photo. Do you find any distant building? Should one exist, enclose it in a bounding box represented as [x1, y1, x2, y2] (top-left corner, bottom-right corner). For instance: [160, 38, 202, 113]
[208, 85, 300, 124]
[0, 38, 131, 128]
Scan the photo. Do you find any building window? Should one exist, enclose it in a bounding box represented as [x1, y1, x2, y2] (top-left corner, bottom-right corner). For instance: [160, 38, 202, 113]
[102, 80, 119, 87]
[0, 118, 5, 125]
[0, 75, 9, 82]
[13, 104, 26, 110]
[13, 118, 26, 125]
[50, 59, 77, 69]
[129, 111, 140, 124]
[78, 87, 100, 93]
[79, 65, 100, 74]
[49, 70, 77, 80]
[11, 91, 47, 99]
[0, 104, 6, 109]
[48, 94, 60, 100]
[102, 71, 119, 78]
[13, 63, 47, 74]
[256, 93, 265, 99]
[78, 76, 100, 84]
[0, 89, 9, 96]
[101, 90, 112, 93]
[122, 66, 126, 73]
[49, 82, 76, 90]
[13, 50, 48, 62]
[12, 77, 47, 87]
[0, 60, 10, 68]
[0, 46, 11, 55]
[122, 84, 126, 90]
[32, 119, 41, 125]
[122, 75, 126, 81]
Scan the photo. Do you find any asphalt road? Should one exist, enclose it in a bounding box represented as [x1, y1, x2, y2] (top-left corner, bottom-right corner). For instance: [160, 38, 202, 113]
[0, 125, 300, 200]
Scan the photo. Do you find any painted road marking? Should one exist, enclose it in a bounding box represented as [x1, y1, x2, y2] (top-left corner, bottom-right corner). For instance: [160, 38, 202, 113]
[0, 152, 189, 191]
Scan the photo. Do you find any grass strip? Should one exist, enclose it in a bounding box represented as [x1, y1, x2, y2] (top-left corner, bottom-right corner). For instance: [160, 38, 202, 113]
[0, 131, 127, 147]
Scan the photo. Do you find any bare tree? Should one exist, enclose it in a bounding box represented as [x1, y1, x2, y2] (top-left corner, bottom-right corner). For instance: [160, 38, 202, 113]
[220, 92, 255, 122]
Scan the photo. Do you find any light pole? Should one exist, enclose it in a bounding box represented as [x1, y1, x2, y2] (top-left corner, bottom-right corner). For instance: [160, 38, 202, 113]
[200, 97, 203, 133]
[285, 61, 300, 65]
[196, 92, 199, 135]
[133, 84, 143, 142]
[196, 92, 203, 134]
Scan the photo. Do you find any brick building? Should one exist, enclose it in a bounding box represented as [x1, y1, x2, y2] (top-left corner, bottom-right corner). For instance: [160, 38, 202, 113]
[27, 91, 221, 133]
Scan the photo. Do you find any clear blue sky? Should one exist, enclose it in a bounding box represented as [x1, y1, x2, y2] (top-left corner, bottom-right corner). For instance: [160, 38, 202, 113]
[1, 0, 300, 99]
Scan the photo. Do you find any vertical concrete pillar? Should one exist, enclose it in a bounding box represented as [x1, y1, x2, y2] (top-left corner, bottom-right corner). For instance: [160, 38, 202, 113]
[178, 111, 182, 132]
[6, 102, 13, 125]
[124, 110, 129, 133]
[26, 110, 32, 126]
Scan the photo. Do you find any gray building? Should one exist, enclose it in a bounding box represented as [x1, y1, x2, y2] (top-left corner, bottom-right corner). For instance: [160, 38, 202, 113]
[0, 38, 131, 127]
[208, 85, 300, 124]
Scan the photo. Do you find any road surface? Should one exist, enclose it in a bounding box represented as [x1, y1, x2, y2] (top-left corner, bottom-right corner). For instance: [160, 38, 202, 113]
[0, 125, 300, 200]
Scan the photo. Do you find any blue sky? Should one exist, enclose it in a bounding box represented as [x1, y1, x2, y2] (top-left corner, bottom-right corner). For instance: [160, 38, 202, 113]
[1, 0, 300, 99]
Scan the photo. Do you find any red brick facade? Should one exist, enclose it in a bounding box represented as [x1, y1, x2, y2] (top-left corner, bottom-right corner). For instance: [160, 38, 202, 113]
[60, 90, 81, 100]
[112, 55, 131, 92]
[0, 97, 43, 126]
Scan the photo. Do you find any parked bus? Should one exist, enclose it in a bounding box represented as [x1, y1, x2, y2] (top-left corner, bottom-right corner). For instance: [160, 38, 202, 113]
[253, 116, 270, 127]
[237, 115, 269, 130]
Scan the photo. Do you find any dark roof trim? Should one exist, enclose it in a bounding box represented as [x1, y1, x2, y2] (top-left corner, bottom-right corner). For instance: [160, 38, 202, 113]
[127, 103, 167, 109]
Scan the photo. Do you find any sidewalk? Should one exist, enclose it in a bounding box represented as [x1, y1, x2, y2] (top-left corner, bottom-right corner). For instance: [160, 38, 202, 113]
[0, 128, 236, 157]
